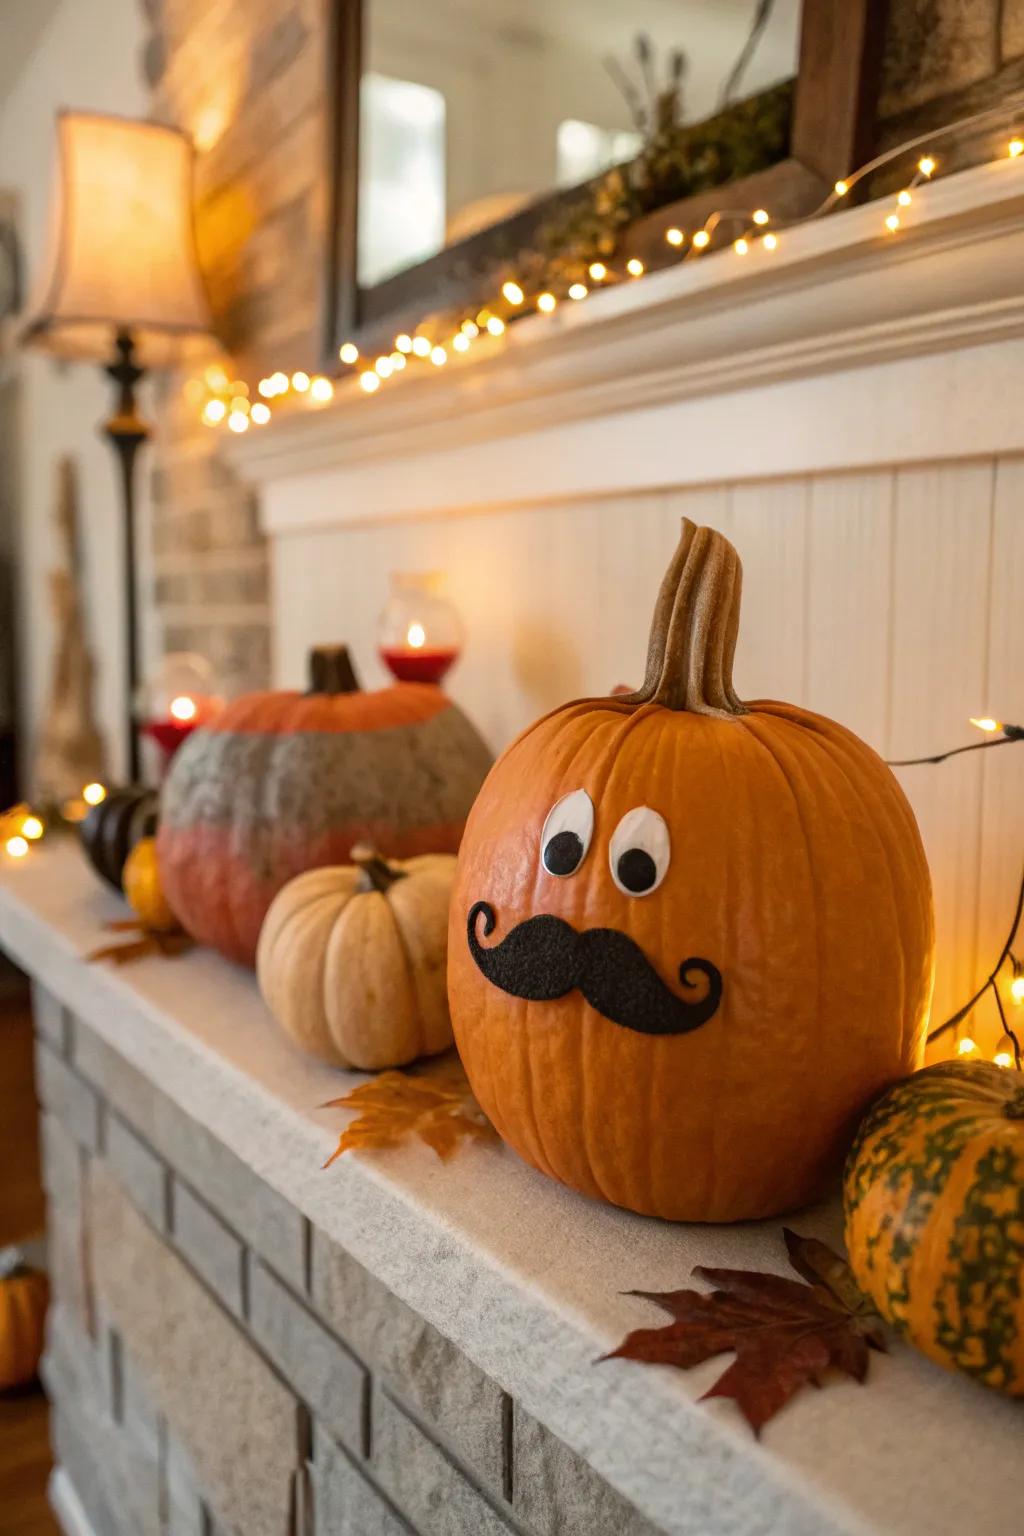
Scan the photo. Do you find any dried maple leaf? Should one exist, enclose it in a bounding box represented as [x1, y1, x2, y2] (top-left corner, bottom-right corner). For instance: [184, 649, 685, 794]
[86, 922, 193, 965]
[603, 1228, 885, 1435]
[322, 1061, 497, 1168]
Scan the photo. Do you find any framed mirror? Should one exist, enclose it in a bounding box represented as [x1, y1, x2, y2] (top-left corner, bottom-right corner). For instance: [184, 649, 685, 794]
[323, 1, 887, 360]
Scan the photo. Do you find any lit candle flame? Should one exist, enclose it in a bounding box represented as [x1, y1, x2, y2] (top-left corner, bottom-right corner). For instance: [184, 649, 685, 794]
[170, 695, 199, 723]
[406, 623, 426, 650]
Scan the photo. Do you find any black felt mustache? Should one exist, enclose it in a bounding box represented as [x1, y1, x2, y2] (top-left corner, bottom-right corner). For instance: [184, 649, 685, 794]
[467, 902, 722, 1036]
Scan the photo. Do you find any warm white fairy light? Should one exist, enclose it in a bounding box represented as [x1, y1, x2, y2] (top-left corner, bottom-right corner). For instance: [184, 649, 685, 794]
[190, 120, 1017, 427]
[21, 815, 44, 841]
[970, 716, 1001, 733]
[957, 1036, 977, 1056]
[1011, 975, 1024, 1005]
[83, 782, 106, 806]
[994, 1046, 1014, 1068]
[5, 835, 28, 859]
[250, 402, 271, 425]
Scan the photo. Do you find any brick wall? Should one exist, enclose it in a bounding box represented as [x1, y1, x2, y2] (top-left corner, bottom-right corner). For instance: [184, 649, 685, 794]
[143, 0, 327, 698]
[139, 1, 1024, 700]
[32, 983, 660, 1536]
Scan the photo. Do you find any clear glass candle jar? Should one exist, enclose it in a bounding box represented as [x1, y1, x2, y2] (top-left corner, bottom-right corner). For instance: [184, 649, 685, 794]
[378, 572, 463, 685]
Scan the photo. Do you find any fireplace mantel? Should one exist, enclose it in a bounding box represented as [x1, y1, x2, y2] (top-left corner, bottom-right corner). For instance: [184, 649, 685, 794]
[231, 161, 1024, 527]
[4, 845, 1024, 1536]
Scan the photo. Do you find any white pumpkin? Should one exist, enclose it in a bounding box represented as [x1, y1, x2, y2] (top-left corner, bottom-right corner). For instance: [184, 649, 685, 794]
[256, 846, 456, 1070]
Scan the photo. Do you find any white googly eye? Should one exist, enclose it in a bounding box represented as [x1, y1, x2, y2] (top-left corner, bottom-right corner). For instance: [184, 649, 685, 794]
[609, 807, 671, 897]
[540, 789, 594, 878]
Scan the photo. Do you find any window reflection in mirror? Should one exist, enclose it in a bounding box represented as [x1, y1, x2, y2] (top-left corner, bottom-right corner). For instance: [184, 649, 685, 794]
[358, 0, 801, 288]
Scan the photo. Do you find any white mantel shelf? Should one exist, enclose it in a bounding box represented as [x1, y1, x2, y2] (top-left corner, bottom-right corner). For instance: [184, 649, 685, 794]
[230, 160, 1024, 528]
[3, 844, 1022, 1536]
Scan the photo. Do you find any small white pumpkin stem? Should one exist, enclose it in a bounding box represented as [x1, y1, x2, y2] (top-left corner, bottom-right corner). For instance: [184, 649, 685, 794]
[350, 843, 407, 893]
[625, 519, 746, 716]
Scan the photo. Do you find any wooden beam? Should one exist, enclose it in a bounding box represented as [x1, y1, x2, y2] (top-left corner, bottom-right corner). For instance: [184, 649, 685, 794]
[792, 0, 890, 186]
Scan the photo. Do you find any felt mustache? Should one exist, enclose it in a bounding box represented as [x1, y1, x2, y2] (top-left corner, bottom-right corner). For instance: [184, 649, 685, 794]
[466, 902, 722, 1036]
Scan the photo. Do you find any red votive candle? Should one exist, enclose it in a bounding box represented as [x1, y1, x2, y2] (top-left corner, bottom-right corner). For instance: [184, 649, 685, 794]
[379, 646, 459, 685]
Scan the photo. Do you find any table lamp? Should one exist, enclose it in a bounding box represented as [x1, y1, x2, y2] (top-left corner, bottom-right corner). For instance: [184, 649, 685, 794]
[22, 111, 213, 780]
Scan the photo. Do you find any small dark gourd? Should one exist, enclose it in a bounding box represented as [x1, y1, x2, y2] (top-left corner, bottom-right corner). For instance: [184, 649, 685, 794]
[80, 786, 159, 891]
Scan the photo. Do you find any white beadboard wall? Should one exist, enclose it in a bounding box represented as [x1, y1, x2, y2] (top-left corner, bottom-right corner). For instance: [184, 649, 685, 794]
[271, 456, 1024, 1051]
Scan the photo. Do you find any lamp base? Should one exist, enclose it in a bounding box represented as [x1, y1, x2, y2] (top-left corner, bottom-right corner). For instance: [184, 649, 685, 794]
[102, 328, 150, 783]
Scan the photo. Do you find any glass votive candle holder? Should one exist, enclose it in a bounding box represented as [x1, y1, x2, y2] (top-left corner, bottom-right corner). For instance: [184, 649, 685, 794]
[138, 652, 223, 766]
[378, 573, 463, 685]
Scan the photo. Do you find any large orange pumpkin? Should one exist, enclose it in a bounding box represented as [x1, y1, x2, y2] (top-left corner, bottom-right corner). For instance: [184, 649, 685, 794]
[158, 646, 492, 966]
[448, 520, 934, 1222]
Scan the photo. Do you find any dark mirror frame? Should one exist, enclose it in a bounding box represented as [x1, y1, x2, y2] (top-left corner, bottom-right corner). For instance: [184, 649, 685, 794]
[322, 0, 889, 365]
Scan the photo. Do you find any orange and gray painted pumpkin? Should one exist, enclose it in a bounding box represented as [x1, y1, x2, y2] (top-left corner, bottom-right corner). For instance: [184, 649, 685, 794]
[844, 1060, 1024, 1396]
[448, 520, 934, 1223]
[158, 646, 491, 967]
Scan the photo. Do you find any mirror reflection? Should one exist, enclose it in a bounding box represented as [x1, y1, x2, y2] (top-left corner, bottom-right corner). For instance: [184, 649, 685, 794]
[358, 0, 801, 288]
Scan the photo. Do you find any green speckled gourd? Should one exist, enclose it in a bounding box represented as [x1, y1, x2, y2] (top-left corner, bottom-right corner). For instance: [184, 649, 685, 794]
[843, 1060, 1024, 1397]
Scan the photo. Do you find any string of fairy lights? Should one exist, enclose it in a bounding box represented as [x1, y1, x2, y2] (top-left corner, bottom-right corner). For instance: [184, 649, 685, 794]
[3, 722, 1022, 1068]
[190, 101, 1024, 432]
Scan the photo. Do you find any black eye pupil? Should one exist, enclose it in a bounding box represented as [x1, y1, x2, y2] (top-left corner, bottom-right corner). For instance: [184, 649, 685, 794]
[544, 830, 583, 876]
[617, 848, 657, 893]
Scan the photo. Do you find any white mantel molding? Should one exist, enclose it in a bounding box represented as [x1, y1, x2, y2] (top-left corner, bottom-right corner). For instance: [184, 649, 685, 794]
[230, 161, 1024, 529]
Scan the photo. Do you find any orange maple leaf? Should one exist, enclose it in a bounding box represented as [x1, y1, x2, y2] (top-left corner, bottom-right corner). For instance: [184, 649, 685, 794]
[322, 1061, 497, 1167]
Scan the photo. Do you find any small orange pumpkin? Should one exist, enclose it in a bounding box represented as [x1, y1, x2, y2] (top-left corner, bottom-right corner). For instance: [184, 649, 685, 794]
[448, 520, 934, 1222]
[123, 837, 179, 933]
[0, 1251, 49, 1390]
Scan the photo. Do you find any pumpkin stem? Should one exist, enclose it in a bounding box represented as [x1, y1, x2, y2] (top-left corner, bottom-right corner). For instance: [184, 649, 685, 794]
[624, 519, 746, 716]
[350, 843, 407, 893]
[309, 646, 361, 695]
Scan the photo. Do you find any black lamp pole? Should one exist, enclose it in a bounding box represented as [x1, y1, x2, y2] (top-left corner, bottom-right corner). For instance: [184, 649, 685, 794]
[101, 328, 149, 783]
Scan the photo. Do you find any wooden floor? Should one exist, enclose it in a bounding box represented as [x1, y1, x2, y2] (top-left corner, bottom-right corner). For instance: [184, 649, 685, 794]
[0, 978, 58, 1536]
[0, 1388, 57, 1536]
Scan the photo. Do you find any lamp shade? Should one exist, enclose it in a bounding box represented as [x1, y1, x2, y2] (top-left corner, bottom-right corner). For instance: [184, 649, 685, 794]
[23, 111, 211, 365]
